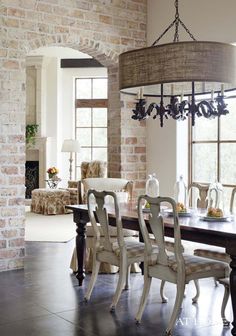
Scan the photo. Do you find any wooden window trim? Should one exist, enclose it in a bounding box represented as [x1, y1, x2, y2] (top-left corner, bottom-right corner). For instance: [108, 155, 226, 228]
[75, 99, 108, 108]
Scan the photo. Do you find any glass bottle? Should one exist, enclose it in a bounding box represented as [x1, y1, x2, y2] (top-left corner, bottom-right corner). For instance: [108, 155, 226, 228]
[145, 173, 159, 197]
[174, 175, 187, 209]
[207, 180, 224, 212]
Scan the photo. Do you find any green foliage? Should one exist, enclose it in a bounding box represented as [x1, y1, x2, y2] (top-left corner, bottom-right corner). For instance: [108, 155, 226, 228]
[26, 124, 39, 144]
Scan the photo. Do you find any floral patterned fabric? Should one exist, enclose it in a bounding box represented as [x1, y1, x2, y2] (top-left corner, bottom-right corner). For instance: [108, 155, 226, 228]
[65, 161, 107, 205]
[81, 160, 107, 179]
[66, 188, 78, 205]
[31, 188, 71, 215]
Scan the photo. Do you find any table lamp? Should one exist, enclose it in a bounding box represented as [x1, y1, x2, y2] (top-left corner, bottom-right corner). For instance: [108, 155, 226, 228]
[61, 139, 80, 180]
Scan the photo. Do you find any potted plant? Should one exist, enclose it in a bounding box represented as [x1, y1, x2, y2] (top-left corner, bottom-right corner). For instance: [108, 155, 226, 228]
[26, 124, 39, 145]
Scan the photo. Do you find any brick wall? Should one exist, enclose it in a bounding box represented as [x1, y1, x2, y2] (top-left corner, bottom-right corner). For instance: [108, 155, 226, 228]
[0, 0, 147, 271]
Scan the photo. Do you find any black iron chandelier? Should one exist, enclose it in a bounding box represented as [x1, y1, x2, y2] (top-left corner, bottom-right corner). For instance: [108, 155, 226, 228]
[119, 0, 236, 127]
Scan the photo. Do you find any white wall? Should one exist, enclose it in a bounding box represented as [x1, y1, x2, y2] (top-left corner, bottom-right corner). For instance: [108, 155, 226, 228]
[147, 0, 236, 195]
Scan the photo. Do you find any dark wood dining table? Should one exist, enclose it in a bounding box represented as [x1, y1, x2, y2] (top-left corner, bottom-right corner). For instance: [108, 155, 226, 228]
[66, 203, 236, 335]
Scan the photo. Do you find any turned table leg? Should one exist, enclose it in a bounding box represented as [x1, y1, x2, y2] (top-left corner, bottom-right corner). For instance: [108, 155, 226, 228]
[75, 217, 87, 286]
[226, 242, 236, 336]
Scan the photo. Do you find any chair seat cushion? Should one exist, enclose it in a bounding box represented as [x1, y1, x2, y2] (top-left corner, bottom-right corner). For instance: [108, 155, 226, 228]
[149, 253, 228, 275]
[169, 254, 228, 275]
[86, 222, 138, 237]
[194, 248, 230, 263]
[111, 238, 159, 259]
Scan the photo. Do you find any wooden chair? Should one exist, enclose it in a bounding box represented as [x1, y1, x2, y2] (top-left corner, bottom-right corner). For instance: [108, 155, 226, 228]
[188, 182, 209, 208]
[160, 182, 210, 303]
[218, 278, 230, 327]
[70, 178, 139, 276]
[193, 186, 236, 264]
[135, 195, 228, 335]
[84, 190, 147, 311]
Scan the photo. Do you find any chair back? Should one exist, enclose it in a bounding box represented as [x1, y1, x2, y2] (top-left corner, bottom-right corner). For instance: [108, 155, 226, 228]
[138, 195, 184, 270]
[81, 160, 107, 179]
[230, 187, 236, 214]
[82, 178, 133, 204]
[78, 161, 107, 203]
[188, 183, 209, 209]
[87, 190, 125, 253]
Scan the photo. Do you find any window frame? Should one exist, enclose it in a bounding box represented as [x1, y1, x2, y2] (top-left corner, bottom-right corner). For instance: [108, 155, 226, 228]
[189, 97, 236, 189]
[74, 77, 108, 179]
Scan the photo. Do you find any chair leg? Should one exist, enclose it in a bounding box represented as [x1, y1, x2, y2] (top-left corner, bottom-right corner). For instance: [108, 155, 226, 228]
[135, 273, 152, 323]
[192, 279, 200, 303]
[165, 282, 185, 335]
[214, 277, 219, 287]
[160, 280, 168, 303]
[84, 259, 101, 301]
[124, 265, 131, 290]
[221, 284, 230, 326]
[110, 258, 127, 312]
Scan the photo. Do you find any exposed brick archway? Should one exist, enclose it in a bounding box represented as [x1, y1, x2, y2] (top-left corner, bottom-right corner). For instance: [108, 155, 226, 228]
[23, 35, 123, 179]
[0, 0, 147, 272]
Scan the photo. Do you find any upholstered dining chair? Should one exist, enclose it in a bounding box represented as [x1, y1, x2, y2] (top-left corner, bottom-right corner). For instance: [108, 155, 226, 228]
[160, 182, 210, 303]
[218, 277, 231, 327]
[135, 195, 228, 336]
[193, 186, 236, 264]
[187, 182, 209, 209]
[70, 177, 139, 277]
[84, 189, 148, 311]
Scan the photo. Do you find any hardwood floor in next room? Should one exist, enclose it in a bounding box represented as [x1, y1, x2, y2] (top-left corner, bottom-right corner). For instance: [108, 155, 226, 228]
[0, 240, 232, 336]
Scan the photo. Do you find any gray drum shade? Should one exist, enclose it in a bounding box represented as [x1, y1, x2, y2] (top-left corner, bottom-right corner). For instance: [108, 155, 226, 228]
[119, 41, 236, 91]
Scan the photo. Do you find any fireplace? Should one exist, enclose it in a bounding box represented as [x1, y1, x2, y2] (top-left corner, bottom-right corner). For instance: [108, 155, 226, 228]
[25, 161, 39, 199]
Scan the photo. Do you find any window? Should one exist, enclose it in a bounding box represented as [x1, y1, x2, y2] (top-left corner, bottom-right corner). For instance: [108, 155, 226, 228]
[189, 90, 236, 211]
[75, 77, 108, 179]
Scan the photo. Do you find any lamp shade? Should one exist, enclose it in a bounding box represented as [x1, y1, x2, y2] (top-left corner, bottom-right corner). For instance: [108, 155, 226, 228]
[61, 139, 80, 153]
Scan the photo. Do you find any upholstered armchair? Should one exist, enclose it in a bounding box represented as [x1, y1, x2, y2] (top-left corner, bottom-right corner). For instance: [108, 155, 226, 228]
[66, 160, 107, 204]
[78, 160, 107, 203]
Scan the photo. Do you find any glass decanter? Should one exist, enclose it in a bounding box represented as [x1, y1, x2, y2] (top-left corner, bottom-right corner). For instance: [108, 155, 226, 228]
[174, 175, 188, 211]
[145, 173, 159, 197]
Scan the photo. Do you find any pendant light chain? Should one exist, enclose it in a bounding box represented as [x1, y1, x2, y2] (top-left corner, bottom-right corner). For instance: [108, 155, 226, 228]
[173, 0, 179, 42]
[152, 0, 196, 46]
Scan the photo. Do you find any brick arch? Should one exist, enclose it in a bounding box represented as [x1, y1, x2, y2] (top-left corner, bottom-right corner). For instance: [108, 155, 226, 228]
[22, 33, 123, 178]
[22, 33, 119, 67]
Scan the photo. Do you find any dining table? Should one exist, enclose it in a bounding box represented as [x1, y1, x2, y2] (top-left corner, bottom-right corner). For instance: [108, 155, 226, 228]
[66, 203, 236, 335]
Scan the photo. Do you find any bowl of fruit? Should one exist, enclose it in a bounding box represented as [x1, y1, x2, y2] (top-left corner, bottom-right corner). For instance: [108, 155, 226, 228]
[200, 207, 230, 221]
[165, 202, 191, 217]
[207, 207, 224, 218]
[176, 202, 187, 213]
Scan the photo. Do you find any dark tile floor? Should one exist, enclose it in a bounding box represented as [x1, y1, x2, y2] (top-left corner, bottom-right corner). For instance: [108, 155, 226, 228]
[0, 240, 232, 336]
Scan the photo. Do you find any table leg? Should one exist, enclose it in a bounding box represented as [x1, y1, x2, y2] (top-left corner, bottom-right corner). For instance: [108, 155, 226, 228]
[75, 218, 87, 286]
[230, 254, 236, 335]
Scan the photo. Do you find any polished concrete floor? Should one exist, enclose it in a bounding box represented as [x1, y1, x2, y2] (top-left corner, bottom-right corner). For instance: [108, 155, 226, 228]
[0, 239, 233, 336]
